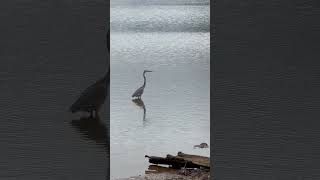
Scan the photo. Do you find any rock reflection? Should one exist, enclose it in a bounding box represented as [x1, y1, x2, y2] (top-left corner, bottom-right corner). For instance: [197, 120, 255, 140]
[71, 116, 108, 151]
[145, 165, 177, 174]
[132, 98, 146, 122]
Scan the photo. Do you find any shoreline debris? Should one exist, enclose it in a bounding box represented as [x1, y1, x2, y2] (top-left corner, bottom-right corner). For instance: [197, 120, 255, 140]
[145, 152, 210, 169]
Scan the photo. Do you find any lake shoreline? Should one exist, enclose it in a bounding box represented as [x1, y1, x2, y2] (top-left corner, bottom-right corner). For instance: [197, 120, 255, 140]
[116, 171, 210, 180]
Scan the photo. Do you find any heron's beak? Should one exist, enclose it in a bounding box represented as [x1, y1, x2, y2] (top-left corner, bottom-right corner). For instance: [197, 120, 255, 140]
[146, 70, 152, 72]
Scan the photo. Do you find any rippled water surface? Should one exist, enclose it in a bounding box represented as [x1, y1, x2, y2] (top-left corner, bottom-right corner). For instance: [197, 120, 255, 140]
[110, 2, 210, 179]
[213, 0, 320, 179]
[0, 1, 109, 179]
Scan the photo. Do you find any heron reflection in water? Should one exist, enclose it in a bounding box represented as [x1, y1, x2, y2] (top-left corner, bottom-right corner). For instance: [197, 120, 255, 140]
[71, 116, 108, 150]
[132, 98, 146, 121]
[69, 29, 110, 118]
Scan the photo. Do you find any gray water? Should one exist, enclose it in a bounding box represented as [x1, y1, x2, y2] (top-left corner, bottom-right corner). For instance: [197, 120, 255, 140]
[213, 0, 320, 179]
[0, 1, 109, 179]
[110, 2, 210, 179]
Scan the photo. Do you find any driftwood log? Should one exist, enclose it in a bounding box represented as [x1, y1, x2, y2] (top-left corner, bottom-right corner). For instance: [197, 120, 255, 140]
[145, 152, 210, 169]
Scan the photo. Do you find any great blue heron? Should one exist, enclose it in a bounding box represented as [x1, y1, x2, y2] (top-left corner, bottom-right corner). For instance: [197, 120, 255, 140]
[132, 70, 152, 99]
[70, 29, 110, 118]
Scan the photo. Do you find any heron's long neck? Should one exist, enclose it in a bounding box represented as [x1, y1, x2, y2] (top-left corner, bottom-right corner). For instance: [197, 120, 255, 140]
[143, 72, 146, 87]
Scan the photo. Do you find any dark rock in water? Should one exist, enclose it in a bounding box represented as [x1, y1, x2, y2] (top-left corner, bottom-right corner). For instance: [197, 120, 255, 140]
[194, 143, 209, 148]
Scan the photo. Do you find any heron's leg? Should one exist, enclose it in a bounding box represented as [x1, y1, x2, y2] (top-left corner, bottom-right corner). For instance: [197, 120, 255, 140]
[90, 111, 93, 118]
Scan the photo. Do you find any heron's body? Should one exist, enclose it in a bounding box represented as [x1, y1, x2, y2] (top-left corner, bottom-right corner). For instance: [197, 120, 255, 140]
[132, 70, 152, 99]
[132, 86, 145, 98]
[70, 72, 109, 117]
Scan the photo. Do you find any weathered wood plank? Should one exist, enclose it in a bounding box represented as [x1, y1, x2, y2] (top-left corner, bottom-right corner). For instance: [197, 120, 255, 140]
[177, 152, 210, 168]
[145, 152, 210, 169]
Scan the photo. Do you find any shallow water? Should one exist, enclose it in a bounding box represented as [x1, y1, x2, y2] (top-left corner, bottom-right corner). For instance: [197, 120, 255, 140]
[110, 2, 210, 179]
